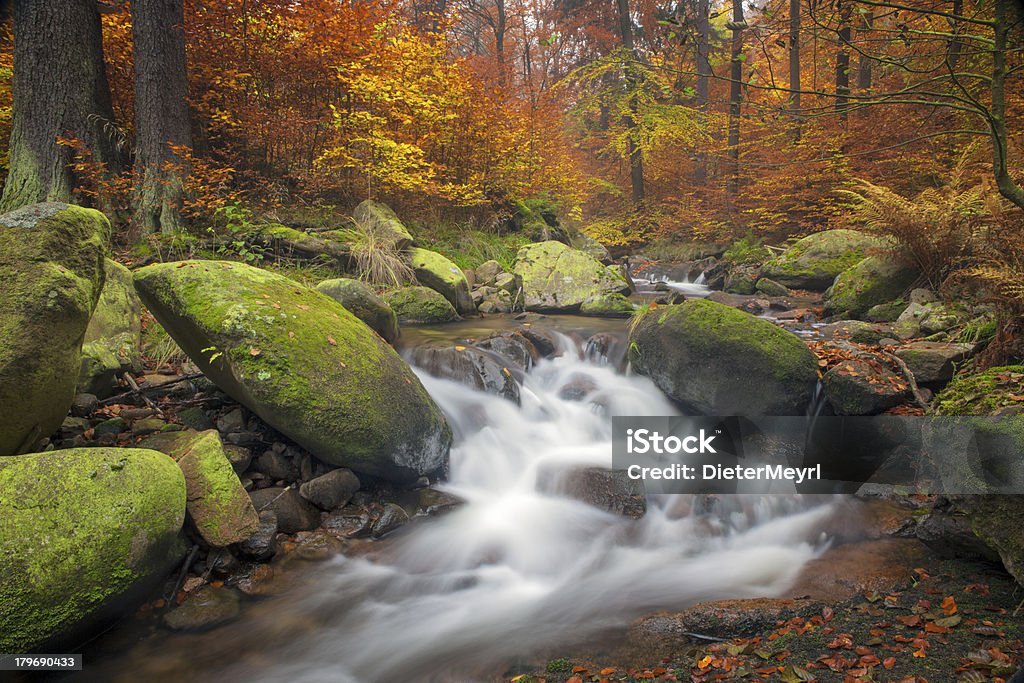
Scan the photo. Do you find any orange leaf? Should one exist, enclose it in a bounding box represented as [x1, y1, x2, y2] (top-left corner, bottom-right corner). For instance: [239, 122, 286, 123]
[883, 657, 896, 669]
[698, 655, 713, 669]
[327, 335, 337, 346]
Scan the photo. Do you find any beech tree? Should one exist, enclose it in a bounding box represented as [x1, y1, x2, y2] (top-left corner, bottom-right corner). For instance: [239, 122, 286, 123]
[0, 0, 120, 211]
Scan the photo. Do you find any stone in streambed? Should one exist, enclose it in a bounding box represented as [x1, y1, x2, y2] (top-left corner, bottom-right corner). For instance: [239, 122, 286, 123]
[316, 277, 399, 343]
[134, 261, 451, 483]
[407, 247, 475, 314]
[0, 203, 110, 455]
[139, 429, 258, 546]
[249, 487, 321, 533]
[513, 241, 630, 311]
[163, 586, 240, 631]
[629, 299, 819, 415]
[300, 469, 361, 510]
[824, 255, 918, 319]
[385, 286, 460, 324]
[410, 343, 521, 404]
[760, 229, 885, 290]
[0, 447, 186, 652]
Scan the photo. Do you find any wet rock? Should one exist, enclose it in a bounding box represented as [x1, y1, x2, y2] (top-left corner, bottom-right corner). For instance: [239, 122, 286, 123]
[417, 488, 464, 516]
[236, 563, 277, 596]
[254, 448, 297, 482]
[237, 510, 278, 560]
[519, 325, 562, 358]
[539, 466, 646, 519]
[822, 358, 908, 415]
[371, 503, 410, 537]
[322, 509, 372, 538]
[163, 586, 240, 632]
[249, 487, 321, 533]
[292, 530, 345, 561]
[476, 330, 540, 371]
[411, 343, 521, 404]
[583, 332, 627, 370]
[205, 547, 240, 577]
[300, 468, 360, 510]
[557, 373, 599, 401]
[71, 393, 99, 418]
[316, 277, 400, 343]
[788, 539, 932, 600]
[631, 598, 819, 642]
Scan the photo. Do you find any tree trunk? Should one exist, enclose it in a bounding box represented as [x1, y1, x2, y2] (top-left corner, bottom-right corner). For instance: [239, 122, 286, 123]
[856, 11, 873, 90]
[131, 0, 192, 236]
[616, 0, 645, 205]
[694, 0, 711, 184]
[726, 0, 744, 197]
[789, 0, 801, 137]
[948, 0, 962, 67]
[990, 0, 1024, 210]
[0, 0, 120, 211]
[835, 0, 851, 120]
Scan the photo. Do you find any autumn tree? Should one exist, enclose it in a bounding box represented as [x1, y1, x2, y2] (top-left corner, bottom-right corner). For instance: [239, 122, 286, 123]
[1, 0, 120, 211]
[617, 0, 646, 204]
[130, 0, 191, 235]
[725, 0, 745, 197]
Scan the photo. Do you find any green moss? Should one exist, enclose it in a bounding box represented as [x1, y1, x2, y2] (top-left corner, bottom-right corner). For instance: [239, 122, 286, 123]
[761, 229, 885, 289]
[579, 293, 635, 318]
[352, 200, 414, 248]
[824, 256, 918, 318]
[407, 247, 475, 314]
[0, 447, 185, 652]
[134, 260, 450, 481]
[316, 278, 399, 342]
[513, 241, 629, 311]
[385, 286, 460, 324]
[0, 203, 111, 455]
[933, 365, 1024, 416]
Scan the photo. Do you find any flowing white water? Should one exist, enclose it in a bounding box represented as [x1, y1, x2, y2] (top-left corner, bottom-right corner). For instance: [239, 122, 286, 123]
[97, 334, 837, 683]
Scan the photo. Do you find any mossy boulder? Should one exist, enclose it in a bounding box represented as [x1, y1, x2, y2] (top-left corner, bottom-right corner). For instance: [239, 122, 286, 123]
[84, 259, 143, 372]
[822, 358, 908, 415]
[823, 256, 918, 319]
[134, 261, 451, 482]
[385, 286, 460, 324]
[865, 300, 907, 322]
[761, 230, 885, 290]
[755, 278, 790, 297]
[895, 341, 972, 385]
[0, 203, 111, 455]
[316, 278, 399, 343]
[571, 232, 612, 264]
[78, 341, 122, 398]
[959, 496, 1024, 587]
[0, 447, 186, 652]
[138, 429, 259, 547]
[407, 247, 475, 314]
[352, 200, 414, 250]
[629, 299, 819, 415]
[579, 293, 635, 318]
[513, 241, 630, 312]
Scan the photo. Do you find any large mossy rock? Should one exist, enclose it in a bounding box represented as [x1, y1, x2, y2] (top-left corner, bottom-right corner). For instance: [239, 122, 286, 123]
[760, 230, 885, 290]
[352, 200, 414, 250]
[78, 259, 145, 397]
[959, 496, 1024, 588]
[932, 365, 1024, 416]
[513, 241, 630, 311]
[316, 278, 399, 343]
[629, 299, 819, 415]
[0, 447, 186, 652]
[824, 256, 919, 319]
[134, 261, 451, 482]
[385, 286, 460, 324]
[0, 203, 111, 455]
[407, 247, 475, 314]
[139, 429, 259, 547]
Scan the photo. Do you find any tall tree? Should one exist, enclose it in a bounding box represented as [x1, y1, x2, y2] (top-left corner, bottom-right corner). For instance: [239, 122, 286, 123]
[789, 0, 800, 119]
[1, 0, 120, 211]
[131, 0, 192, 236]
[835, 0, 851, 120]
[856, 11, 873, 91]
[694, 0, 711, 184]
[616, 0, 645, 204]
[726, 0, 745, 197]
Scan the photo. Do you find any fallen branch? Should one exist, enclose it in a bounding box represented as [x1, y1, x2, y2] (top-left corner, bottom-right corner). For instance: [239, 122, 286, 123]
[99, 372, 204, 407]
[882, 350, 930, 410]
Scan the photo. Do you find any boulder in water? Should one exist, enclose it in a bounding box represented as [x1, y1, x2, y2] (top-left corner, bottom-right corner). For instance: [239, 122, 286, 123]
[0, 203, 110, 455]
[761, 230, 885, 291]
[385, 286, 460, 324]
[407, 247, 475, 315]
[513, 241, 630, 311]
[629, 299, 819, 415]
[411, 343, 521, 404]
[0, 447, 185, 652]
[134, 260, 451, 482]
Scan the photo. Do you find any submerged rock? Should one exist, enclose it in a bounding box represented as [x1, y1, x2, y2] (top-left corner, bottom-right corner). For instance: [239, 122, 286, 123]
[513, 241, 630, 311]
[163, 586, 240, 632]
[0, 203, 110, 455]
[629, 299, 819, 415]
[411, 343, 521, 404]
[316, 278, 399, 343]
[134, 260, 451, 482]
[0, 447, 185, 652]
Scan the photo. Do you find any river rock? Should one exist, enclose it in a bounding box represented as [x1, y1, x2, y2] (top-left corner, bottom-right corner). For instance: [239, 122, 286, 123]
[352, 199, 414, 250]
[300, 468, 361, 510]
[761, 229, 885, 290]
[385, 285, 460, 324]
[139, 430, 259, 547]
[316, 278, 399, 343]
[820, 320, 890, 345]
[411, 343, 521, 403]
[84, 259, 144, 371]
[0, 203, 110, 455]
[134, 261, 451, 482]
[895, 341, 973, 385]
[78, 340, 122, 398]
[249, 487, 321, 533]
[822, 358, 908, 415]
[0, 448, 185, 652]
[407, 247, 475, 314]
[824, 255, 918, 319]
[237, 510, 278, 560]
[371, 502, 410, 537]
[540, 466, 646, 518]
[865, 299, 907, 322]
[755, 277, 789, 297]
[475, 330, 540, 371]
[475, 260, 504, 286]
[629, 299, 819, 415]
[163, 586, 240, 632]
[571, 232, 613, 264]
[513, 241, 630, 311]
[579, 292, 634, 317]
